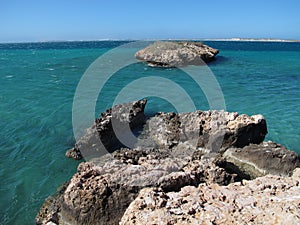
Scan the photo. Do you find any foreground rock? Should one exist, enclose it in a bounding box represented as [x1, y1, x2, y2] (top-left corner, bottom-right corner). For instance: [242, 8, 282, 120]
[36, 148, 238, 225]
[37, 141, 300, 225]
[37, 100, 300, 225]
[120, 168, 300, 225]
[135, 41, 219, 67]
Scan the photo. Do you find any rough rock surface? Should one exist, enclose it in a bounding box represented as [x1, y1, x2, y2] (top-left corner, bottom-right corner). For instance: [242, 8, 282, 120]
[66, 102, 267, 160]
[219, 141, 300, 178]
[147, 110, 267, 151]
[37, 101, 300, 225]
[66, 99, 147, 160]
[37, 142, 300, 225]
[35, 183, 69, 225]
[37, 148, 239, 225]
[135, 41, 219, 67]
[120, 168, 300, 225]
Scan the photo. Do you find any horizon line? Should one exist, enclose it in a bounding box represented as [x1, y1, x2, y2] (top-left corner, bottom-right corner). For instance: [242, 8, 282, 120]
[1, 37, 300, 44]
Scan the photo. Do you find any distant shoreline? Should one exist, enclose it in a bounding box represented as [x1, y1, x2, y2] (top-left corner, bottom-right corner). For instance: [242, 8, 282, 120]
[201, 38, 300, 42]
[1, 38, 300, 44]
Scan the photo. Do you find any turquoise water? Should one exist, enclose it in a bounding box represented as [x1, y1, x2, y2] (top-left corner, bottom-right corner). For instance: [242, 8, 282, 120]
[0, 41, 300, 224]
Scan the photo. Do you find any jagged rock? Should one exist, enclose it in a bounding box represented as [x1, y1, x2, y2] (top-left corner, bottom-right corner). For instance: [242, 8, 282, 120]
[35, 195, 60, 225]
[218, 141, 300, 179]
[60, 152, 180, 225]
[35, 182, 68, 225]
[66, 99, 147, 160]
[120, 168, 300, 225]
[135, 41, 219, 67]
[37, 100, 300, 225]
[65, 147, 82, 160]
[36, 147, 238, 225]
[146, 112, 181, 148]
[67, 103, 267, 160]
[148, 110, 267, 152]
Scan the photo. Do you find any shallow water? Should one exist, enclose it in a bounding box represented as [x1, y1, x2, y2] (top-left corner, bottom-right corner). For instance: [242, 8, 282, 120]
[0, 41, 299, 224]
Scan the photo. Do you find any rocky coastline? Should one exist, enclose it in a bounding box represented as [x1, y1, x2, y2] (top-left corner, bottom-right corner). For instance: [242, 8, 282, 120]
[36, 100, 300, 225]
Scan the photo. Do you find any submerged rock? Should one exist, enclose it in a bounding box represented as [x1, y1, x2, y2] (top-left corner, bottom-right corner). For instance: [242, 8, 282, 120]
[135, 41, 219, 67]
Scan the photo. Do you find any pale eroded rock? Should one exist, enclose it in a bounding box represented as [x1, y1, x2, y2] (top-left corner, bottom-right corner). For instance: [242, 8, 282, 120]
[135, 41, 219, 67]
[36, 100, 300, 225]
[120, 168, 300, 225]
[36, 148, 237, 225]
[147, 110, 267, 152]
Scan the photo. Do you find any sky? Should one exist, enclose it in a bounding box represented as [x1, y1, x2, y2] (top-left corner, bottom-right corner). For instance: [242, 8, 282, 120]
[0, 0, 300, 42]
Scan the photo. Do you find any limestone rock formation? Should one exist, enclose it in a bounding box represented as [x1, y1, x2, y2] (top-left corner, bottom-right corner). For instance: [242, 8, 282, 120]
[218, 141, 300, 178]
[135, 41, 219, 67]
[66, 99, 147, 160]
[36, 100, 300, 225]
[120, 168, 300, 225]
[147, 111, 267, 151]
[36, 148, 238, 225]
[66, 102, 267, 160]
[37, 142, 300, 225]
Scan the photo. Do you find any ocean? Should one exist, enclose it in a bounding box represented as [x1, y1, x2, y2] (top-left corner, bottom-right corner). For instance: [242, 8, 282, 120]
[0, 40, 300, 224]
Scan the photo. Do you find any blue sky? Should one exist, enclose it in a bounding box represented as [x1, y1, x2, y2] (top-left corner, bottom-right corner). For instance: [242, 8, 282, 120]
[0, 0, 300, 42]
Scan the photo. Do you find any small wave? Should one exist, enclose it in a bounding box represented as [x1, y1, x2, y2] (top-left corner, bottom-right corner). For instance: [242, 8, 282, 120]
[47, 68, 55, 71]
[49, 79, 61, 84]
[5, 75, 14, 78]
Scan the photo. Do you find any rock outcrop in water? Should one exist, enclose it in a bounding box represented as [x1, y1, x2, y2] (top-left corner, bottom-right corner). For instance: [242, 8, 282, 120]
[66, 99, 147, 160]
[36, 100, 300, 225]
[135, 41, 219, 67]
[66, 102, 267, 160]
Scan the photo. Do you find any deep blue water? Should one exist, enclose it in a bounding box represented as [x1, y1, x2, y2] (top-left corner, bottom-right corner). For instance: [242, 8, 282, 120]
[0, 41, 300, 224]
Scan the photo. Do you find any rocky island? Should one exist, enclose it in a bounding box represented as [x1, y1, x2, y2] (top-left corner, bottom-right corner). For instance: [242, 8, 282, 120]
[135, 41, 219, 67]
[36, 100, 300, 225]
